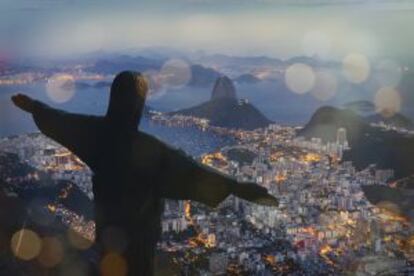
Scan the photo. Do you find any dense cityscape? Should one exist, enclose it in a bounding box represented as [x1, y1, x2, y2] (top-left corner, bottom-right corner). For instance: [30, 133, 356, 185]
[2, 0, 414, 274]
[1, 111, 414, 275]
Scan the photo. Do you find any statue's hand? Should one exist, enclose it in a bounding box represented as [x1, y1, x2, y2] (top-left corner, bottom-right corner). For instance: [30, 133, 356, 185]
[11, 94, 36, 113]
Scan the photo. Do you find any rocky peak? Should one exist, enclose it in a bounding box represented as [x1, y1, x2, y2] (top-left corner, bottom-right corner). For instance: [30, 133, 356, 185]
[210, 76, 237, 101]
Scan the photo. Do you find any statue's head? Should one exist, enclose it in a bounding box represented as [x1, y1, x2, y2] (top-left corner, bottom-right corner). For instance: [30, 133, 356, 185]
[106, 71, 148, 130]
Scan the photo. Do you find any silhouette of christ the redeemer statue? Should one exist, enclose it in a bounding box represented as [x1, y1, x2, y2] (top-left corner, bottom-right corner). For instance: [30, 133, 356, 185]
[12, 71, 278, 276]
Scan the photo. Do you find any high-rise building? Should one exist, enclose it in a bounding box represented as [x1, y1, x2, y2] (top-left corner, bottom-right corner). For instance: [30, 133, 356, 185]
[336, 128, 348, 148]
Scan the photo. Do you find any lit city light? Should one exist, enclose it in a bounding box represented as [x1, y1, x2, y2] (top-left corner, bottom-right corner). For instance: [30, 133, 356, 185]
[184, 200, 193, 225]
[320, 244, 332, 255]
[47, 203, 57, 213]
[2, 2, 414, 273]
[201, 152, 228, 168]
[67, 227, 93, 250]
[274, 172, 287, 183]
[301, 153, 321, 163]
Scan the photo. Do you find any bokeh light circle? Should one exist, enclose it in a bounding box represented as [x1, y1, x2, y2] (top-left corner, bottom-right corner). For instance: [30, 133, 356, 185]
[159, 59, 192, 89]
[11, 229, 42, 261]
[285, 63, 315, 94]
[377, 201, 401, 214]
[143, 70, 166, 99]
[310, 71, 337, 101]
[67, 228, 93, 250]
[100, 252, 128, 276]
[37, 236, 64, 268]
[46, 74, 76, 103]
[60, 260, 90, 276]
[342, 53, 370, 84]
[374, 87, 401, 118]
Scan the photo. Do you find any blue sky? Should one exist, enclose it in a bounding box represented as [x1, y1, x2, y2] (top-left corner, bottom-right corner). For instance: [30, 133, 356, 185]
[1, 0, 414, 60]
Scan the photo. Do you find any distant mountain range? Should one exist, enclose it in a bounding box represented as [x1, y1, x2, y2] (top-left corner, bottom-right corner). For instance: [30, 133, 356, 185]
[75, 81, 111, 90]
[298, 106, 414, 179]
[171, 76, 272, 130]
[192, 53, 338, 69]
[187, 64, 221, 88]
[89, 55, 162, 74]
[234, 74, 261, 84]
[82, 53, 340, 89]
[86, 56, 221, 88]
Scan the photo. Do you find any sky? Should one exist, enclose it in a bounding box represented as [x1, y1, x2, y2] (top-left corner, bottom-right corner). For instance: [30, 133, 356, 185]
[1, 0, 414, 61]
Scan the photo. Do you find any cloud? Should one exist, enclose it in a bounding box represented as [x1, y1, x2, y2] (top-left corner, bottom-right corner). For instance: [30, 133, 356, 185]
[23, 11, 381, 59]
[2, 0, 414, 60]
[185, 0, 414, 9]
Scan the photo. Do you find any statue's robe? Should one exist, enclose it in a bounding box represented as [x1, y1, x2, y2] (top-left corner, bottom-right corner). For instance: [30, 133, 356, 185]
[28, 83, 277, 276]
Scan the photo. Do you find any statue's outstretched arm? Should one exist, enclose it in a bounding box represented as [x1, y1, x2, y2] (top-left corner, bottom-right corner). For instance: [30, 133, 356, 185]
[159, 145, 278, 208]
[12, 94, 101, 169]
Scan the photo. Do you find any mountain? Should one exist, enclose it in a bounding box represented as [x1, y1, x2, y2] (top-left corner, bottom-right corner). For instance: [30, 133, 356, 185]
[172, 98, 272, 130]
[86, 56, 221, 88]
[299, 106, 414, 217]
[171, 77, 272, 130]
[362, 185, 414, 221]
[75, 81, 111, 90]
[192, 54, 284, 68]
[287, 56, 320, 67]
[286, 56, 340, 68]
[297, 106, 367, 145]
[210, 76, 237, 100]
[343, 100, 413, 129]
[393, 175, 414, 190]
[0, 151, 94, 220]
[234, 74, 261, 84]
[298, 106, 414, 179]
[344, 100, 375, 114]
[188, 64, 221, 88]
[88, 55, 162, 74]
